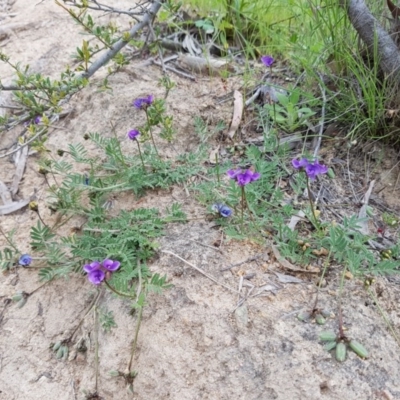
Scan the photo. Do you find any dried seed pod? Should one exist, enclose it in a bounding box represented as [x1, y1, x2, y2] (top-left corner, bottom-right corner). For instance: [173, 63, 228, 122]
[321, 309, 332, 318]
[297, 311, 312, 322]
[12, 293, 23, 302]
[315, 314, 326, 325]
[319, 331, 337, 342]
[324, 341, 337, 351]
[327, 168, 335, 179]
[52, 341, 62, 352]
[349, 340, 369, 358]
[62, 345, 69, 361]
[56, 346, 64, 359]
[17, 297, 27, 308]
[335, 342, 347, 362]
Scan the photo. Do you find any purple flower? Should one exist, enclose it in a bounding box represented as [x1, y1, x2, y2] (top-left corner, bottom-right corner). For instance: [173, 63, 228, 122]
[88, 269, 105, 285]
[227, 168, 260, 186]
[305, 162, 328, 180]
[83, 259, 121, 285]
[212, 203, 232, 217]
[127, 129, 140, 141]
[102, 259, 121, 272]
[83, 261, 101, 273]
[292, 158, 328, 180]
[133, 95, 154, 109]
[18, 254, 32, 266]
[261, 55, 274, 68]
[34, 116, 42, 124]
[292, 158, 310, 169]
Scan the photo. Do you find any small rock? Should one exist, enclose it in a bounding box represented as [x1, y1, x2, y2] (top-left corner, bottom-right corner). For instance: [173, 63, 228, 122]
[235, 304, 249, 331]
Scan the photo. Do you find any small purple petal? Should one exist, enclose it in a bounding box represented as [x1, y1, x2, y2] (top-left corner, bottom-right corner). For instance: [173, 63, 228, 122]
[102, 259, 121, 272]
[127, 129, 140, 140]
[18, 254, 32, 266]
[305, 162, 328, 180]
[219, 205, 232, 217]
[249, 171, 260, 182]
[212, 203, 232, 217]
[88, 269, 105, 285]
[133, 98, 144, 109]
[144, 95, 154, 105]
[261, 55, 274, 67]
[34, 116, 42, 124]
[292, 158, 310, 169]
[236, 170, 253, 186]
[236, 169, 260, 186]
[83, 261, 101, 273]
[133, 95, 154, 109]
[227, 169, 242, 179]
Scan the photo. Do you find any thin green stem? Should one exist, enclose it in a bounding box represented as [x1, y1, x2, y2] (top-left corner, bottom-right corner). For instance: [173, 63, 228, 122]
[305, 175, 320, 230]
[312, 250, 332, 310]
[94, 303, 100, 392]
[241, 186, 245, 231]
[135, 140, 145, 169]
[337, 266, 347, 339]
[0, 225, 19, 252]
[215, 152, 220, 185]
[128, 303, 143, 371]
[68, 289, 103, 340]
[366, 286, 400, 348]
[145, 111, 159, 157]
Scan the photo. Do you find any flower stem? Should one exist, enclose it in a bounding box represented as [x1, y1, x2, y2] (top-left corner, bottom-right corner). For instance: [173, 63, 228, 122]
[0, 225, 19, 252]
[215, 152, 220, 185]
[241, 186, 245, 231]
[135, 140, 145, 169]
[104, 279, 136, 298]
[145, 111, 159, 157]
[306, 175, 320, 230]
[128, 302, 143, 371]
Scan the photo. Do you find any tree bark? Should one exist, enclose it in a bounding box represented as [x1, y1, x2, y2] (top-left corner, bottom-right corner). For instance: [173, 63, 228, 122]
[346, 0, 400, 82]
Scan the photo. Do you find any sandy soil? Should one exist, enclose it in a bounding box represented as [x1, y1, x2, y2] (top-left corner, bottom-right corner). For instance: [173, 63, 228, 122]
[1, 1, 400, 400]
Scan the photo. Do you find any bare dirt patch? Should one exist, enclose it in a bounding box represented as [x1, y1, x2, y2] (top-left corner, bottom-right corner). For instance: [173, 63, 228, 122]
[1, 1, 400, 400]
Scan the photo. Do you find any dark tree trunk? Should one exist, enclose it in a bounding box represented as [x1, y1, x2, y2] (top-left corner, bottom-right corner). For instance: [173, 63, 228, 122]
[346, 0, 400, 83]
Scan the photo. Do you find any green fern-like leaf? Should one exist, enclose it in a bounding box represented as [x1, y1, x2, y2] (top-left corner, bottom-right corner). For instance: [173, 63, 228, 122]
[30, 221, 56, 250]
[38, 267, 55, 282]
[68, 143, 90, 163]
[0, 248, 15, 270]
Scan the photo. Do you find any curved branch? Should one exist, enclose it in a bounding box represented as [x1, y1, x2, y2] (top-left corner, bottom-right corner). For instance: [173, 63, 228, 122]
[81, 0, 163, 79]
[346, 0, 400, 82]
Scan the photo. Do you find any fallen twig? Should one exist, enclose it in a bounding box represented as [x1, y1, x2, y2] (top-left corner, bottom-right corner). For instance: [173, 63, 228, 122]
[162, 250, 238, 293]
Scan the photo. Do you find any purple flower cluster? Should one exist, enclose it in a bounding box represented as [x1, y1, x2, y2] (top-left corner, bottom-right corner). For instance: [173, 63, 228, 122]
[127, 129, 140, 140]
[133, 95, 154, 110]
[212, 203, 232, 217]
[83, 259, 121, 285]
[24, 116, 41, 127]
[227, 168, 260, 186]
[261, 55, 274, 68]
[292, 158, 328, 180]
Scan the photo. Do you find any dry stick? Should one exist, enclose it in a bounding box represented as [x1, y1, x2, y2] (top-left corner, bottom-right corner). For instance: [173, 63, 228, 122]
[189, 239, 225, 255]
[221, 254, 263, 271]
[313, 74, 327, 158]
[0, 0, 163, 90]
[152, 60, 196, 81]
[162, 250, 239, 294]
[65, 0, 142, 19]
[81, 1, 163, 80]
[147, 22, 166, 74]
